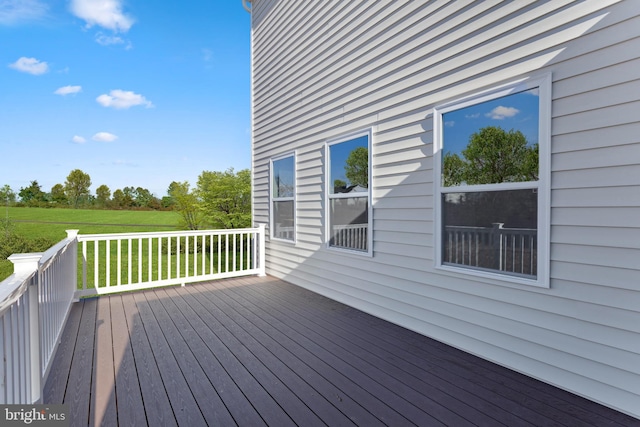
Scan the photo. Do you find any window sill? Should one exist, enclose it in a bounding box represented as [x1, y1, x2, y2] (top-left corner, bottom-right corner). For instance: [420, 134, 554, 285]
[435, 263, 549, 289]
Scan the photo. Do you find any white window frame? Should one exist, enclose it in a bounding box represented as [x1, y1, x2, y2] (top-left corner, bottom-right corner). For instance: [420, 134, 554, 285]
[433, 74, 551, 288]
[270, 152, 296, 243]
[325, 129, 373, 256]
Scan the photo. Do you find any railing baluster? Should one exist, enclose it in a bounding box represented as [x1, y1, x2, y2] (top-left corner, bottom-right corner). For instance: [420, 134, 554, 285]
[167, 237, 172, 279]
[117, 239, 122, 287]
[177, 236, 181, 279]
[233, 233, 237, 272]
[186, 236, 190, 278]
[149, 237, 154, 282]
[218, 235, 222, 273]
[225, 234, 229, 273]
[156, 237, 161, 281]
[82, 240, 87, 291]
[201, 235, 205, 275]
[128, 238, 132, 285]
[138, 238, 143, 284]
[209, 234, 214, 274]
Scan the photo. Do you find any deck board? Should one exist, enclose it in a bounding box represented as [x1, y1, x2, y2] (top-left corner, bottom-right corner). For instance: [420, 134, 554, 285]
[143, 289, 237, 426]
[120, 292, 176, 427]
[161, 286, 294, 427]
[131, 291, 208, 427]
[65, 298, 97, 426]
[43, 276, 640, 427]
[110, 295, 147, 426]
[238, 278, 549, 426]
[89, 296, 117, 427]
[43, 294, 83, 404]
[221, 278, 503, 427]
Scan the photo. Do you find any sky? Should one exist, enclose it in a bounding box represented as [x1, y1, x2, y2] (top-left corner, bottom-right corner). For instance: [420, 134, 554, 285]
[442, 88, 540, 157]
[329, 134, 368, 192]
[0, 0, 251, 198]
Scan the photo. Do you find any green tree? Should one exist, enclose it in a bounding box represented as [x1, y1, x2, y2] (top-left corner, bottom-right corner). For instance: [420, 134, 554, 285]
[197, 168, 251, 229]
[168, 181, 202, 230]
[344, 147, 368, 188]
[133, 187, 156, 208]
[111, 189, 125, 209]
[0, 185, 16, 225]
[50, 183, 67, 205]
[333, 179, 347, 192]
[96, 185, 111, 208]
[19, 181, 45, 205]
[121, 187, 136, 208]
[442, 152, 466, 187]
[64, 169, 92, 208]
[443, 126, 538, 186]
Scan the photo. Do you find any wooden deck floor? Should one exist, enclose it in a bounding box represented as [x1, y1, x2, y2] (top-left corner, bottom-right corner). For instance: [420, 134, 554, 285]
[43, 276, 638, 426]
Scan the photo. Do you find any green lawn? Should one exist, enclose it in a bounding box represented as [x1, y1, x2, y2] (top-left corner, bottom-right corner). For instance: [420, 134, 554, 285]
[1, 207, 182, 281]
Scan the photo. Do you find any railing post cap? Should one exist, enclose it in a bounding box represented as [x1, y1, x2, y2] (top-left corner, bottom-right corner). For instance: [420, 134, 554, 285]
[66, 229, 80, 238]
[8, 253, 43, 275]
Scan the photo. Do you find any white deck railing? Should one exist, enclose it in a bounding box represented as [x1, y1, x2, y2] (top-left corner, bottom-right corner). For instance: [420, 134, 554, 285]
[0, 225, 266, 403]
[76, 225, 266, 298]
[0, 230, 78, 404]
[444, 223, 537, 277]
[331, 224, 368, 251]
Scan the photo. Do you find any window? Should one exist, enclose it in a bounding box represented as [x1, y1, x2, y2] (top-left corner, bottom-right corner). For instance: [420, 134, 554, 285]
[326, 131, 372, 254]
[271, 154, 295, 241]
[434, 76, 550, 286]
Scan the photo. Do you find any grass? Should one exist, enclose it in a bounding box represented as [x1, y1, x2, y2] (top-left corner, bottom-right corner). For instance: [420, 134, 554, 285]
[1, 207, 182, 281]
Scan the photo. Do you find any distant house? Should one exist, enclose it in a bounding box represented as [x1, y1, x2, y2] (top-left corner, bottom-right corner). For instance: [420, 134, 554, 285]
[249, 0, 640, 418]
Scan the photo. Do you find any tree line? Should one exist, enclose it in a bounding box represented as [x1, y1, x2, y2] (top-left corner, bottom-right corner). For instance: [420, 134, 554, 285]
[1, 168, 251, 230]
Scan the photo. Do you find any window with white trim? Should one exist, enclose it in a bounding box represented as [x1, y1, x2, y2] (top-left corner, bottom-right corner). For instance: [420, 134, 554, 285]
[434, 76, 550, 286]
[326, 131, 372, 254]
[271, 154, 295, 241]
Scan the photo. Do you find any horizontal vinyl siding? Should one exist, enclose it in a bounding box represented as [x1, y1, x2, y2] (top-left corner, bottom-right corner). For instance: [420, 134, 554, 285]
[251, 0, 640, 418]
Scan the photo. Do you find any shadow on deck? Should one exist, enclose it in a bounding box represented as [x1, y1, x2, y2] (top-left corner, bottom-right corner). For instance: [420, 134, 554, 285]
[43, 276, 638, 426]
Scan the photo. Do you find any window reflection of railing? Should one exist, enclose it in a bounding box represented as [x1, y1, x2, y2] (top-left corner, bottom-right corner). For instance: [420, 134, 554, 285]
[331, 224, 368, 251]
[443, 223, 536, 277]
[274, 226, 295, 241]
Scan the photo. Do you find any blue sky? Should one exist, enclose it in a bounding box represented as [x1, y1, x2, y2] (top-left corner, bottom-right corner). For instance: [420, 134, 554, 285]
[1, 0, 251, 198]
[443, 88, 539, 156]
[329, 135, 368, 192]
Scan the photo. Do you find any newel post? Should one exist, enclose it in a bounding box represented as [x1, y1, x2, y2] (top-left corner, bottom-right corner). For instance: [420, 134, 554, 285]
[258, 224, 266, 277]
[8, 253, 44, 403]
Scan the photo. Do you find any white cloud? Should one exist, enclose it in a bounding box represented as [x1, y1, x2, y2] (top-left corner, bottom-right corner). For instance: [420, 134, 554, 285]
[92, 132, 118, 142]
[0, 0, 48, 25]
[54, 85, 82, 95]
[444, 120, 455, 127]
[465, 113, 480, 119]
[95, 33, 123, 45]
[9, 57, 48, 75]
[95, 32, 131, 48]
[96, 89, 153, 109]
[70, 0, 134, 32]
[486, 106, 519, 120]
[71, 135, 86, 144]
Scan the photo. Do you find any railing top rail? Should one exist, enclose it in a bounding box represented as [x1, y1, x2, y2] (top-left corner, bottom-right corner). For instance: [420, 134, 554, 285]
[77, 227, 261, 241]
[445, 225, 536, 233]
[39, 235, 76, 270]
[500, 227, 537, 234]
[0, 255, 39, 317]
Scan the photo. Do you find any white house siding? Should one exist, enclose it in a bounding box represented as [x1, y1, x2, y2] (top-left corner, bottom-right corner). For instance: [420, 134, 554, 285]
[251, 0, 640, 418]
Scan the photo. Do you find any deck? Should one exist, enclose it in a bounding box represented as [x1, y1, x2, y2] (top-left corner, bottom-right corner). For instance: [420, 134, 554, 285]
[43, 276, 638, 426]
